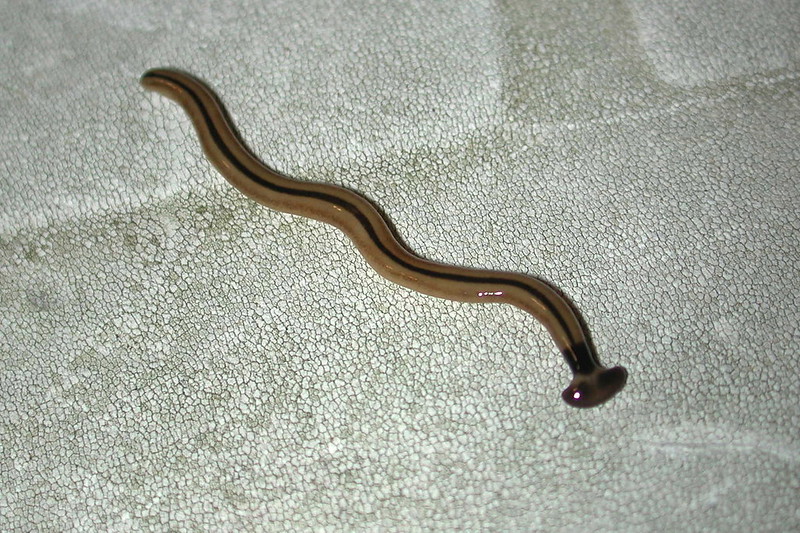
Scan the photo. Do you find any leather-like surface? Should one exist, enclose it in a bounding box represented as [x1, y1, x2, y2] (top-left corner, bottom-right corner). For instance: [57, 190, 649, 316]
[1, 1, 798, 530]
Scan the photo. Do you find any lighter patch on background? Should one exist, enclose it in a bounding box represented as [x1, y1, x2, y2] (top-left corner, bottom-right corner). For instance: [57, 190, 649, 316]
[628, 0, 800, 86]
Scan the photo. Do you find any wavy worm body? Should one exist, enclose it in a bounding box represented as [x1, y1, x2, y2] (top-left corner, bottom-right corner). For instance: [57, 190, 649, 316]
[141, 68, 627, 407]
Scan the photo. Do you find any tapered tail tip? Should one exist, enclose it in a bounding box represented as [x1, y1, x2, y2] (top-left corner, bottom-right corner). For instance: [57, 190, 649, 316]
[562, 366, 628, 408]
[140, 68, 196, 92]
[141, 68, 158, 81]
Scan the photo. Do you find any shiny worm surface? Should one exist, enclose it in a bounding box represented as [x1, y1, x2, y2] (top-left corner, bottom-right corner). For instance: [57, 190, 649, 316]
[141, 68, 627, 407]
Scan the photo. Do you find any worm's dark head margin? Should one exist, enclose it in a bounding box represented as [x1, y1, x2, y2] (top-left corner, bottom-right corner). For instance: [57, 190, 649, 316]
[562, 366, 628, 408]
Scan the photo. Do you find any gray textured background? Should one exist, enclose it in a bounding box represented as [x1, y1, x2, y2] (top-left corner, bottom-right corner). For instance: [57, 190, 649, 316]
[2, 0, 799, 530]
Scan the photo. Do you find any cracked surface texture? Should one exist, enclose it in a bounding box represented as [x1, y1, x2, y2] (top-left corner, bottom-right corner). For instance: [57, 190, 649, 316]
[1, 0, 798, 530]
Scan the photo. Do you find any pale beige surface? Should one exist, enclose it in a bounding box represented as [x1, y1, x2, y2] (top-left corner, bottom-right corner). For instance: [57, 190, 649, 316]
[1, 1, 799, 530]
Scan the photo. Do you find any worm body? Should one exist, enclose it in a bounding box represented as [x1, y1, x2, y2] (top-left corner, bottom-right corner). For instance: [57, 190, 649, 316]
[141, 68, 627, 407]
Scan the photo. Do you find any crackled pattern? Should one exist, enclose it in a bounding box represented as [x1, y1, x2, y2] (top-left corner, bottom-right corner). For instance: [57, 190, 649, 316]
[1, 0, 799, 530]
